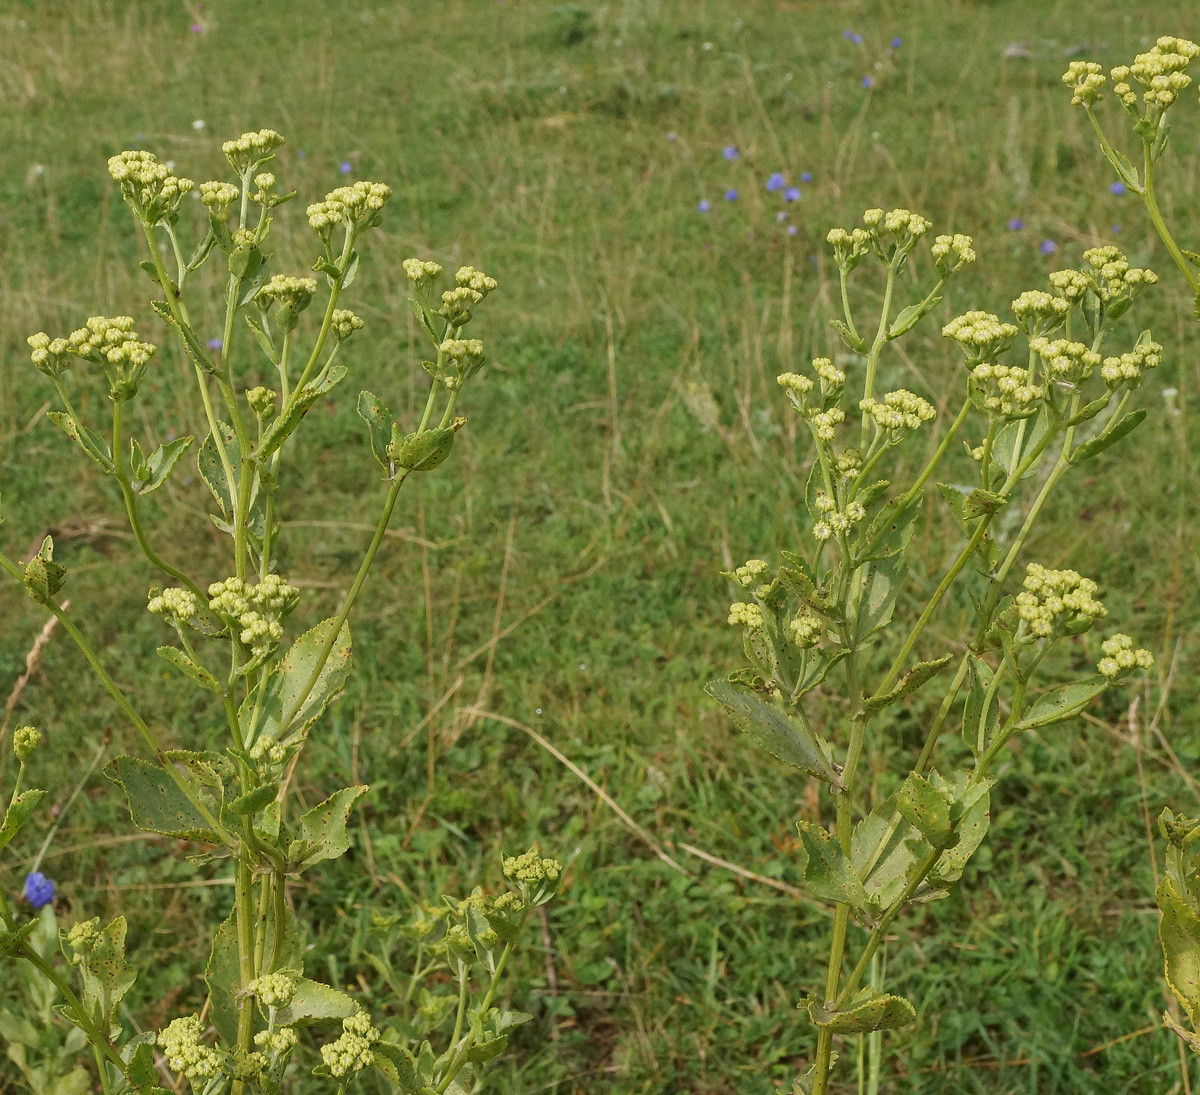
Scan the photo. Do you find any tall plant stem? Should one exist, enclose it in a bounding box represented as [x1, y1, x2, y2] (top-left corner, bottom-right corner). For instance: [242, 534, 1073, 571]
[1142, 140, 1199, 292]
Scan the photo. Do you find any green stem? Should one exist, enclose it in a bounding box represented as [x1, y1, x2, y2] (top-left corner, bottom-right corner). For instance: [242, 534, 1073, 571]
[859, 266, 897, 449]
[232, 835, 257, 1093]
[1142, 138, 1199, 292]
[898, 398, 971, 507]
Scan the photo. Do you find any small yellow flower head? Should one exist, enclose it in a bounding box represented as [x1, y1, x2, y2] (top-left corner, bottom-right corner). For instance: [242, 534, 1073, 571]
[1015, 563, 1106, 639]
[1101, 340, 1161, 390]
[879, 207, 931, 239]
[777, 372, 814, 398]
[222, 129, 286, 173]
[207, 575, 298, 655]
[331, 309, 365, 341]
[814, 491, 836, 514]
[809, 407, 845, 442]
[26, 332, 72, 378]
[13, 725, 41, 762]
[1097, 633, 1155, 680]
[931, 233, 976, 274]
[813, 521, 833, 541]
[1080, 246, 1158, 304]
[309, 181, 392, 235]
[1010, 290, 1070, 333]
[159, 1015, 223, 1082]
[836, 449, 861, 478]
[65, 917, 100, 955]
[320, 1011, 380, 1079]
[246, 971, 297, 1008]
[439, 337, 487, 381]
[148, 586, 199, 627]
[403, 257, 444, 289]
[107, 150, 195, 225]
[811, 357, 845, 395]
[256, 274, 317, 315]
[504, 849, 563, 884]
[1063, 60, 1106, 106]
[1048, 269, 1090, 303]
[1124, 37, 1200, 110]
[826, 225, 872, 270]
[455, 265, 498, 297]
[251, 172, 276, 204]
[789, 612, 821, 648]
[970, 362, 1043, 418]
[246, 386, 277, 421]
[942, 311, 1019, 361]
[1029, 336, 1102, 383]
[440, 286, 484, 326]
[732, 559, 769, 588]
[255, 1026, 299, 1056]
[859, 389, 936, 433]
[199, 180, 240, 222]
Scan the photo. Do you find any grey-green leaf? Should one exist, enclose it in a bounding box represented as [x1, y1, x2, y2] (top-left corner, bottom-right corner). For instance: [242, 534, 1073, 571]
[706, 679, 841, 786]
[1070, 409, 1146, 465]
[808, 992, 916, 1034]
[863, 655, 953, 716]
[288, 785, 369, 872]
[1159, 876, 1200, 1019]
[796, 820, 870, 910]
[132, 436, 194, 495]
[851, 554, 906, 645]
[257, 365, 348, 461]
[896, 773, 954, 848]
[156, 646, 220, 693]
[276, 616, 353, 739]
[106, 756, 217, 842]
[357, 390, 394, 471]
[1019, 677, 1107, 729]
[274, 978, 358, 1025]
[0, 790, 47, 853]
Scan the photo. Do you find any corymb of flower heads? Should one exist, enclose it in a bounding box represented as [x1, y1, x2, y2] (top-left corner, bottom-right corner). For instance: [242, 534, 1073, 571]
[503, 847, 563, 906]
[789, 611, 822, 648]
[455, 265, 498, 298]
[65, 918, 101, 957]
[403, 257, 444, 290]
[1117, 36, 1200, 111]
[438, 338, 487, 386]
[863, 207, 931, 261]
[222, 128, 286, 174]
[1063, 60, 1107, 107]
[826, 225, 872, 271]
[777, 372, 815, 406]
[107, 150, 195, 226]
[942, 311, 1019, 362]
[33, 316, 158, 401]
[247, 970, 298, 1009]
[731, 558, 770, 589]
[207, 574, 299, 655]
[199, 180, 239, 222]
[256, 274, 317, 330]
[1015, 563, 1106, 639]
[931, 233, 976, 276]
[728, 601, 765, 629]
[147, 586, 200, 628]
[969, 363, 1043, 419]
[25, 332, 71, 378]
[330, 309, 365, 341]
[1097, 633, 1155, 680]
[1080, 246, 1159, 303]
[859, 389, 936, 435]
[1101, 339, 1162, 390]
[1029, 336, 1103, 384]
[1010, 290, 1070, 335]
[306, 181, 392, 237]
[159, 1015, 224, 1082]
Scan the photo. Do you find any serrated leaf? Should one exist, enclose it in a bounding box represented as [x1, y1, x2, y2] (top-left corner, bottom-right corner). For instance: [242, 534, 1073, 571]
[1019, 677, 1107, 729]
[257, 365, 348, 460]
[992, 412, 1050, 481]
[225, 783, 276, 817]
[1159, 876, 1200, 1019]
[931, 774, 993, 884]
[863, 655, 953, 715]
[288, 785, 369, 873]
[850, 796, 926, 912]
[851, 553, 906, 645]
[0, 789, 46, 853]
[888, 297, 939, 339]
[274, 978, 358, 1025]
[46, 412, 114, 473]
[196, 421, 241, 517]
[132, 436, 193, 495]
[275, 616, 353, 739]
[829, 317, 868, 353]
[706, 679, 841, 785]
[79, 917, 136, 1038]
[796, 821, 870, 910]
[205, 910, 239, 1044]
[1069, 409, 1146, 465]
[156, 646, 220, 693]
[372, 1042, 421, 1090]
[808, 992, 916, 1033]
[896, 773, 955, 848]
[855, 492, 921, 564]
[106, 756, 217, 842]
[962, 655, 998, 756]
[357, 391, 394, 471]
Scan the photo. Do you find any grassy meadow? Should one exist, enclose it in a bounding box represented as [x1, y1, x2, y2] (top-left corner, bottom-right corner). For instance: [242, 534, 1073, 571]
[3, 0, 1200, 1091]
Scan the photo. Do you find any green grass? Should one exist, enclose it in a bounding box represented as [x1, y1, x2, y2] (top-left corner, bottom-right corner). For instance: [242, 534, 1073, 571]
[2, 0, 1200, 1091]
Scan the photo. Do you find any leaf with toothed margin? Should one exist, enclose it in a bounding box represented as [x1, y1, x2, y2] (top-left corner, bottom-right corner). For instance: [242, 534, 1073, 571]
[287, 785, 369, 873]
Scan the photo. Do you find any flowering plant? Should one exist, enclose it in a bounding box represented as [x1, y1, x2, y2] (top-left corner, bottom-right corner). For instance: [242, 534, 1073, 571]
[709, 207, 1158, 1092]
[0, 130, 559, 1094]
[1066, 32, 1200, 1058]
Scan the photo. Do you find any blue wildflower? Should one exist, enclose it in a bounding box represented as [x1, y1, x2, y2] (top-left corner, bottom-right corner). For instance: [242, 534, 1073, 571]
[1040, 239, 1058, 256]
[784, 186, 801, 202]
[724, 188, 738, 201]
[722, 145, 740, 161]
[339, 161, 353, 175]
[296, 150, 307, 159]
[24, 872, 55, 909]
[766, 172, 786, 192]
[776, 211, 789, 222]
[891, 37, 903, 49]
[801, 171, 813, 183]
[206, 338, 223, 351]
[1112, 223, 1122, 234]
[843, 29, 863, 45]
[1110, 181, 1126, 195]
[697, 200, 711, 213]
[787, 225, 799, 236]
[862, 75, 875, 89]
[1007, 218, 1025, 231]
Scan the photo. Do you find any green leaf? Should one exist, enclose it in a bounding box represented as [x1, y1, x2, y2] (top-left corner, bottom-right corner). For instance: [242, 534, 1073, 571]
[829, 317, 868, 353]
[288, 785, 369, 872]
[79, 917, 136, 1038]
[0, 789, 46, 853]
[257, 365, 348, 461]
[991, 412, 1050, 480]
[888, 297, 939, 339]
[372, 1042, 421, 1090]
[1019, 677, 1107, 729]
[274, 978, 358, 1025]
[855, 492, 921, 564]
[961, 488, 1007, 520]
[896, 773, 955, 849]
[205, 910, 240, 1045]
[851, 554, 906, 645]
[156, 646, 220, 693]
[808, 992, 916, 1034]
[1069, 409, 1146, 465]
[796, 821, 870, 910]
[275, 616, 353, 740]
[1066, 395, 1113, 427]
[106, 756, 218, 842]
[357, 391, 394, 471]
[705, 679, 841, 786]
[225, 783, 276, 817]
[131, 436, 194, 495]
[46, 412, 114, 473]
[962, 655, 998, 756]
[196, 420, 241, 518]
[850, 796, 926, 912]
[931, 773, 993, 885]
[794, 647, 849, 699]
[1099, 142, 1141, 189]
[392, 426, 456, 472]
[1158, 876, 1200, 1020]
[862, 655, 953, 716]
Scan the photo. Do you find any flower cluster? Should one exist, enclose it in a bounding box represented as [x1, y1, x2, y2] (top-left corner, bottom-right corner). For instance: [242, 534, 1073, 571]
[107, 150, 195, 225]
[969, 362, 1043, 418]
[1010, 290, 1070, 333]
[788, 611, 822, 648]
[159, 1015, 223, 1082]
[440, 286, 483, 326]
[1096, 633, 1155, 679]
[1029, 337, 1103, 383]
[1078, 246, 1158, 303]
[728, 601, 765, 629]
[1063, 60, 1106, 107]
[810, 407, 846, 441]
[931, 232, 976, 274]
[812, 491, 866, 541]
[859, 389, 935, 434]
[331, 309, 364, 340]
[320, 1011, 380, 1078]
[13, 724, 41, 762]
[65, 918, 100, 954]
[455, 265, 498, 297]
[207, 574, 299, 655]
[942, 311, 1019, 361]
[306, 181, 392, 235]
[247, 971, 297, 1008]
[503, 849, 563, 887]
[255, 1027, 299, 1056]
[199, 180, 239, 221]
[438, 338, 487, 386]
[1101, 340, 1162, 389]
[826, 226, 872, 270]
[257, 274, 317, 316]
[1015, 564, 1106, 639]
[222, 128, 286, 173]
[863, 207, 930, 243]
[1115, 36, 1199, 109]
[147, 586, 200, 627]
[731, 559, 769, 588]
[403, 258, 444, 288]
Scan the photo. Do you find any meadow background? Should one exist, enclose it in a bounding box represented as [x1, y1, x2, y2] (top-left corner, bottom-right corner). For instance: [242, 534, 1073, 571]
[2, 0, 1199, 1091]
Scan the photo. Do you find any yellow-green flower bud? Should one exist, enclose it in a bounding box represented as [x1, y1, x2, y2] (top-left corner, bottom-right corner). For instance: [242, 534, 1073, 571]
[727, 602, 764, 629]
[1015, 563, 1106, 639]
[1097, 633, 1155, 679]
[13, 725, 41, 762]
[403, 257, 444, 288]
[66, 917, 101, 955]
[246, 971, 297, 1008]
[159, 1015, 223, 1081]
[859, 389, 935, 433]
[440, 286, 483, 326]
[789, 612, 821, 648]
[199, 180, 239, 222]
[931, 233, 976, 273]
[1063, 60, 1106, 106]
[148, 586, 199, 626]
[246, 386, 277, 420]
[319, 1011, 380, 1078]
[455, 265, 497, 297]
[222, 129, 286, 173]
[942, 311, 1019, 361]
[331, 309, 364, 340]
[732, 559, 769, 588]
